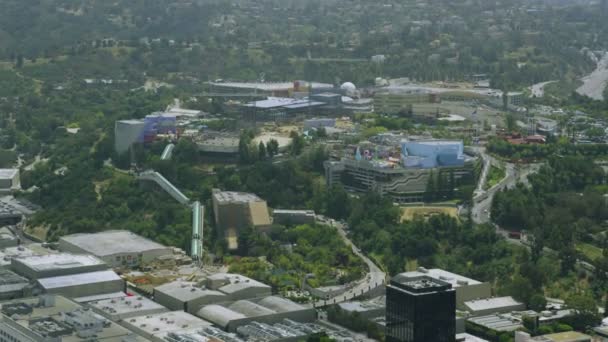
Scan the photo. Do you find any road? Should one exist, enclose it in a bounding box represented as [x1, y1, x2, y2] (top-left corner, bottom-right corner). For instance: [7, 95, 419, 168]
[472, 149, 541, 224]
[577, 51, 608, 101]
[313, 216, 386, 307]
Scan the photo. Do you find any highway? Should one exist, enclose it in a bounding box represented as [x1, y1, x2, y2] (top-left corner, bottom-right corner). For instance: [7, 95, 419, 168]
[313, 216, 386, 307]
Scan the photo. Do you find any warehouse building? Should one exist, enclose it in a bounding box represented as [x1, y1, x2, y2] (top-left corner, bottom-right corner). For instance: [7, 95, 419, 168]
[114, 119, 145, 154]
[0, 269, 29, 300]
[165, 326, 244, 342]
[154, 280, 227, 314]
[206, 273, 272, 300]
[394, 268, 491, 308]
[121, 311, 213, 342]
[0, 169, 20, 193]
[58, 230, 173, 268]
[337, 297, 386, 320]
[89, 294, 168, 321]
[463, 296, 525, 317]
[0, 295, 147, 342]
[0, 196, 37, 226]
[0, 244, 56, 269]
[36, 270, 125, 298]
[196, 296, 316, 332]
[11, 253, 108, 280]
[212, 190, 272, 250]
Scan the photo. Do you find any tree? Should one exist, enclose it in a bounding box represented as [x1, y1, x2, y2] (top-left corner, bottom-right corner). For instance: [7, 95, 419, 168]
[258, 141, 266, 160]
[565, 294, 601, 330]
[267, 139, 279, 157]
[505, 113, 516, 132]
[289, 131, 304, 156]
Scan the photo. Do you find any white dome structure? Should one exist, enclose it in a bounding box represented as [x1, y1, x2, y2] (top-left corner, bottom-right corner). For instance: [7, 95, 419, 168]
[340, 82, 356, 91]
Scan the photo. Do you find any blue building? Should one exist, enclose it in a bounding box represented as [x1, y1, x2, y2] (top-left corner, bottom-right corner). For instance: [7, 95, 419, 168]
[401, 140, 465, 168]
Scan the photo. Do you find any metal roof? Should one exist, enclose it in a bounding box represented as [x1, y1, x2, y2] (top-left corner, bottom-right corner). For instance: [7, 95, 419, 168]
[37, 270, 121, 289]
[89, 295, 167, 315]
[257, 296, 306, 313]
[14, 253, 106, 272]
[228, 300, 275, 317]
[60, 230, 170, 257]
[0, 169, 17, 179]
[464, 296, 522, 312]
[197, 305, 246, 328]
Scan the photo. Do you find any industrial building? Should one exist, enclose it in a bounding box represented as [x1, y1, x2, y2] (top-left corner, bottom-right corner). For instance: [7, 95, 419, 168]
[394, 268, 491, 308]
[120, 310, 213, 342]
[0, 170, 20, 193]
[164, 326, 244, 342]
[272, 209, 316, 226]
[36, 270, 125, 298]
[212, 190, 271, 250]
[0, 295, 147, 342]
[114, 119, 145, 154]
[153, 280, 227, 314]
[241, 97, 326, 122]
[196, 296, 316, 332]
[205, 273, 272, 301]
[0, 269, 29, 300]
[11, 253, 108, 280]
[386, 274, 456, 342]
[58, 230, 173, 268]
[88, 294, 168, 321]
[401, 140, 466, 168]
[0, 244, 56, 269]
[236, 319, 328, 342]
[463, 296, 525, 317]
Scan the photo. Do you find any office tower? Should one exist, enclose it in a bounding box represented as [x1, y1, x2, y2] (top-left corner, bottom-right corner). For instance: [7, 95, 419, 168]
[386, 275, 456, 342]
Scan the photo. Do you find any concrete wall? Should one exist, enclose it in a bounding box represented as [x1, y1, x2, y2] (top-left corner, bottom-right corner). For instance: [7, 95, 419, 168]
[41, 279, 125, 298]
[455, 283, 492, 308]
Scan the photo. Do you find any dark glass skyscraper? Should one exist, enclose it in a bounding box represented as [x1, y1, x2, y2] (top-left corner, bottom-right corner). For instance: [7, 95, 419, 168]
[386, 275, 456, 342]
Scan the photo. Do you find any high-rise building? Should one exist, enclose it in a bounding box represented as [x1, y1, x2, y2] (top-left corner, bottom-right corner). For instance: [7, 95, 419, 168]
[386, 275, 455, 342]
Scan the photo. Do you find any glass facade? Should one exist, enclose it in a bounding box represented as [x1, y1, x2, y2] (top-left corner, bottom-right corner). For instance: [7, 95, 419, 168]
[386, 277, 456, 342]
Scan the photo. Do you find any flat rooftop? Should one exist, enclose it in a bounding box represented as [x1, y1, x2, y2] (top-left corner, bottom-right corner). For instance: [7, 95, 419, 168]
[464, 296, 522, 312]
[38, 270, 122, 289]
[123, 311, 212, 335]
[0, 295, 142, 342]
[0, 169, 18, 179]
[533, 331, 592, 342]
[209, 81, 333, 91]
[14, 253, 106, 272]
[397, 268, 482, 287]
[154, 280, 226, 302]
[212, 191, 265, 204]
[467, 314, 522, 332]
[60, 230, 170, 257]
[207, 273, 271, 294]
[89, 295, 167, 317]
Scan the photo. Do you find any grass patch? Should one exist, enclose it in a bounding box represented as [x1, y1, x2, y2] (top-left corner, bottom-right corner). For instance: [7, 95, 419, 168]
[576, 242, 603, 261]
[544, 79, 583, 99]
[484, 164, 506, 190]
[401, 206, 458, 222]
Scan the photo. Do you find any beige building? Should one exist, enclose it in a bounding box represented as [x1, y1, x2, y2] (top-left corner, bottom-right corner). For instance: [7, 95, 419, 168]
[212, 190, 271, 250]
[395, 267, 492, 308]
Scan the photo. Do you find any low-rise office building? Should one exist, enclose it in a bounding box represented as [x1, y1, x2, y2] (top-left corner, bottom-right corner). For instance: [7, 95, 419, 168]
[0, 295, 146, 342]
[89, 295, 168, 321]
[394, 268, 491, 308]
[58, 230, 173, 268]
[36, 270, 125, 298]
[11, 253, 108, 280]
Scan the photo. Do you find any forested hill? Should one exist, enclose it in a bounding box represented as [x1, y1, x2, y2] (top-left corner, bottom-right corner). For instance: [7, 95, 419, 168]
[1, 0, 607, 87]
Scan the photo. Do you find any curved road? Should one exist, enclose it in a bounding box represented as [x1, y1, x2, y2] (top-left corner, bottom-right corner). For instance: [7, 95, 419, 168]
[313, 216, 386, 307]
